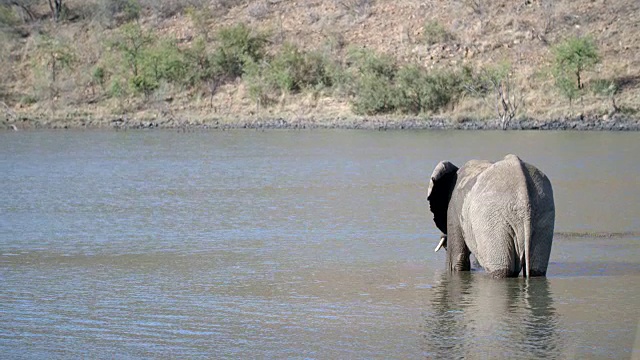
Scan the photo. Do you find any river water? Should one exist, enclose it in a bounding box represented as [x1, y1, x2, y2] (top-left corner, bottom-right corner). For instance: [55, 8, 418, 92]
[1, 130, 639, 359]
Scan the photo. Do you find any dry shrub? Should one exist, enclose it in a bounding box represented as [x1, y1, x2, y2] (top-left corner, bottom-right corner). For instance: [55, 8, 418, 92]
[140, 0, 209, 19]
[333, 0, 372, 18]
[215, 0, 245, 12]
[0, 32, 13, 100]
[247, 1, 269, 20]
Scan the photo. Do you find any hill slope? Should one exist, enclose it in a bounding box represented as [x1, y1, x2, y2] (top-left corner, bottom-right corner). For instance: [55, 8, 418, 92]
[1, 0, 639, 129]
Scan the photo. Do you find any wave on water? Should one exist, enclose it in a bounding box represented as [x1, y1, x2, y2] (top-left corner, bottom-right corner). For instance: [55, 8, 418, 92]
[554, 231, 640, 239]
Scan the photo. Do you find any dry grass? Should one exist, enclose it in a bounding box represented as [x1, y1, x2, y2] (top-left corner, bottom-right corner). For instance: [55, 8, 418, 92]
[1, 0, 639, 125]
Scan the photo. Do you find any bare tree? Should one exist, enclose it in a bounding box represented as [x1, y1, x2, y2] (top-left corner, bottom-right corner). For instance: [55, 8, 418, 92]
[491, 73, 523, 130]
[464, 0, 483, 15]
[48, 0, 62, 21]
[465, 64, 524, 130]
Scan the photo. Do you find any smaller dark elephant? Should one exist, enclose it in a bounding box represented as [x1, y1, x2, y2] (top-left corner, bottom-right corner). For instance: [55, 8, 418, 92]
[427, 154, 555, 278]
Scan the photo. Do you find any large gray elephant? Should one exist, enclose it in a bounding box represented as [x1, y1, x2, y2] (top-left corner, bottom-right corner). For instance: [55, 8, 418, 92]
[427, 154, 555, 278]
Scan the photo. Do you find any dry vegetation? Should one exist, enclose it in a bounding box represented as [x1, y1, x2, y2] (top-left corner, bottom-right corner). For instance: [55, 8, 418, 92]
[1, 0, 639, 128]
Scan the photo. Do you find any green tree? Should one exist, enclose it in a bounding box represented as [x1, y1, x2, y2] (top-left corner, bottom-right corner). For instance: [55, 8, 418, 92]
[110, 23, 164, 97]
[551, 36, 600, 104]
[553, 73, 580, 107]
[34, 34, 75, 98]
[111, 23, 154, 78]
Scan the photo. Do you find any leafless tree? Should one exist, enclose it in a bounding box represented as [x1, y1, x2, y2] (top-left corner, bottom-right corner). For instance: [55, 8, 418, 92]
[48, 0, 62, 21]
[465, 65, 524, 130]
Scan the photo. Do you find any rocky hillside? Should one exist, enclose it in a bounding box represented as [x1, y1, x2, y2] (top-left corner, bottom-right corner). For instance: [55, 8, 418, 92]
[1, 0, 639, 129]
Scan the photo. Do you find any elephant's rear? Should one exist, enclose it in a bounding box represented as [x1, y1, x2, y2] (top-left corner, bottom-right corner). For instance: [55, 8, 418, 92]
[522, 161, 555, 277]
[468, 155, 555, 277]
[499, 155, 555, 277]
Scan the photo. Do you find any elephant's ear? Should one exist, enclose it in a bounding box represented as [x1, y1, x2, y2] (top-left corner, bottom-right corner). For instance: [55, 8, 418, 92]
[427, 161, 459, 234]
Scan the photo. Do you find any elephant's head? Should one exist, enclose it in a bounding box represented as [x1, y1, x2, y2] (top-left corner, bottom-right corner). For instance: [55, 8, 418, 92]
[427, 161, 459, 252]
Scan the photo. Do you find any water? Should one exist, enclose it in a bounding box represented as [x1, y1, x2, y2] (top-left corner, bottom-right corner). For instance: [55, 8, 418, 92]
[1, 130, 639, 359]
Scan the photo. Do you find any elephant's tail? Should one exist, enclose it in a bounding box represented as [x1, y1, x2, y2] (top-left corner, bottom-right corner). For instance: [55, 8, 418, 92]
[523, 216, 531, 278]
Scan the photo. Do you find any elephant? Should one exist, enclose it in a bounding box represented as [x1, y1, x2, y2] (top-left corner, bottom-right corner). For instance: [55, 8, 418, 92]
[427, 154, 555, 278]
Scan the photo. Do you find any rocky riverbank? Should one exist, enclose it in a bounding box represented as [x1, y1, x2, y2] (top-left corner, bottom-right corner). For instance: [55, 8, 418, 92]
[2, 113, 639, 131]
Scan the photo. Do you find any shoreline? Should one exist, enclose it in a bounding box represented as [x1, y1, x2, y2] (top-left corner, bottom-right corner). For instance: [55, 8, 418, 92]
[2, 113, 639, 131]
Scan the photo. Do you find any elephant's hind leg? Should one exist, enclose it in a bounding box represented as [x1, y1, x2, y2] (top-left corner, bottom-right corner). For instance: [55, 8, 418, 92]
[489, 268, 520, 278]
[472, 223, 521, 278]
[529, 210, 555, 277]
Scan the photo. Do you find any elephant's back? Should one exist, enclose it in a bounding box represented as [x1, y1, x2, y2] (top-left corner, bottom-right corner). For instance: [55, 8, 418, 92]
[470, 155, 529, 198]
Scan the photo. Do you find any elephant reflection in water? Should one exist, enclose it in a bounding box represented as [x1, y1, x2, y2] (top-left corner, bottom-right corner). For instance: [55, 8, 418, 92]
[420, 272, 561, 358]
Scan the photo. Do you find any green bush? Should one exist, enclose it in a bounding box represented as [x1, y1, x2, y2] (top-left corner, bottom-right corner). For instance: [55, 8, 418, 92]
[182, 37, 217, 86]
[212, 23, 268, 79]
[0, 5, 20, 28]
[590, 78, 620, 112]
[266, 44, 305, 92]
[143, 39, 186, 83]
[388, 65, 421, 113]
[129, 73, 158, 96]
[322, 58, 351, 96]
[347, 48, 462, 115]
[590, 78, 618, 97]
[347, 47, 396, 80]
[347, 48, 397, 114]
[241, 44, 336, 106]
[108, 23, 189, 97]
[351, 72, 396, 114]
[94, 0, 141, 26]
[242, 58, 272, 106]
[265, 44, 333, 92]
[92, 66, 106, 88]
[20, 94, 38, 105]
[459, 64, 488, 97]
[394, 65, 461, 114]
[108, 78, 126, 98]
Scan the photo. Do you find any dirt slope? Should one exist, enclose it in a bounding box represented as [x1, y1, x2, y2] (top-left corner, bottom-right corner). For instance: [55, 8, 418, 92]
[1, 0, 639, 128]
